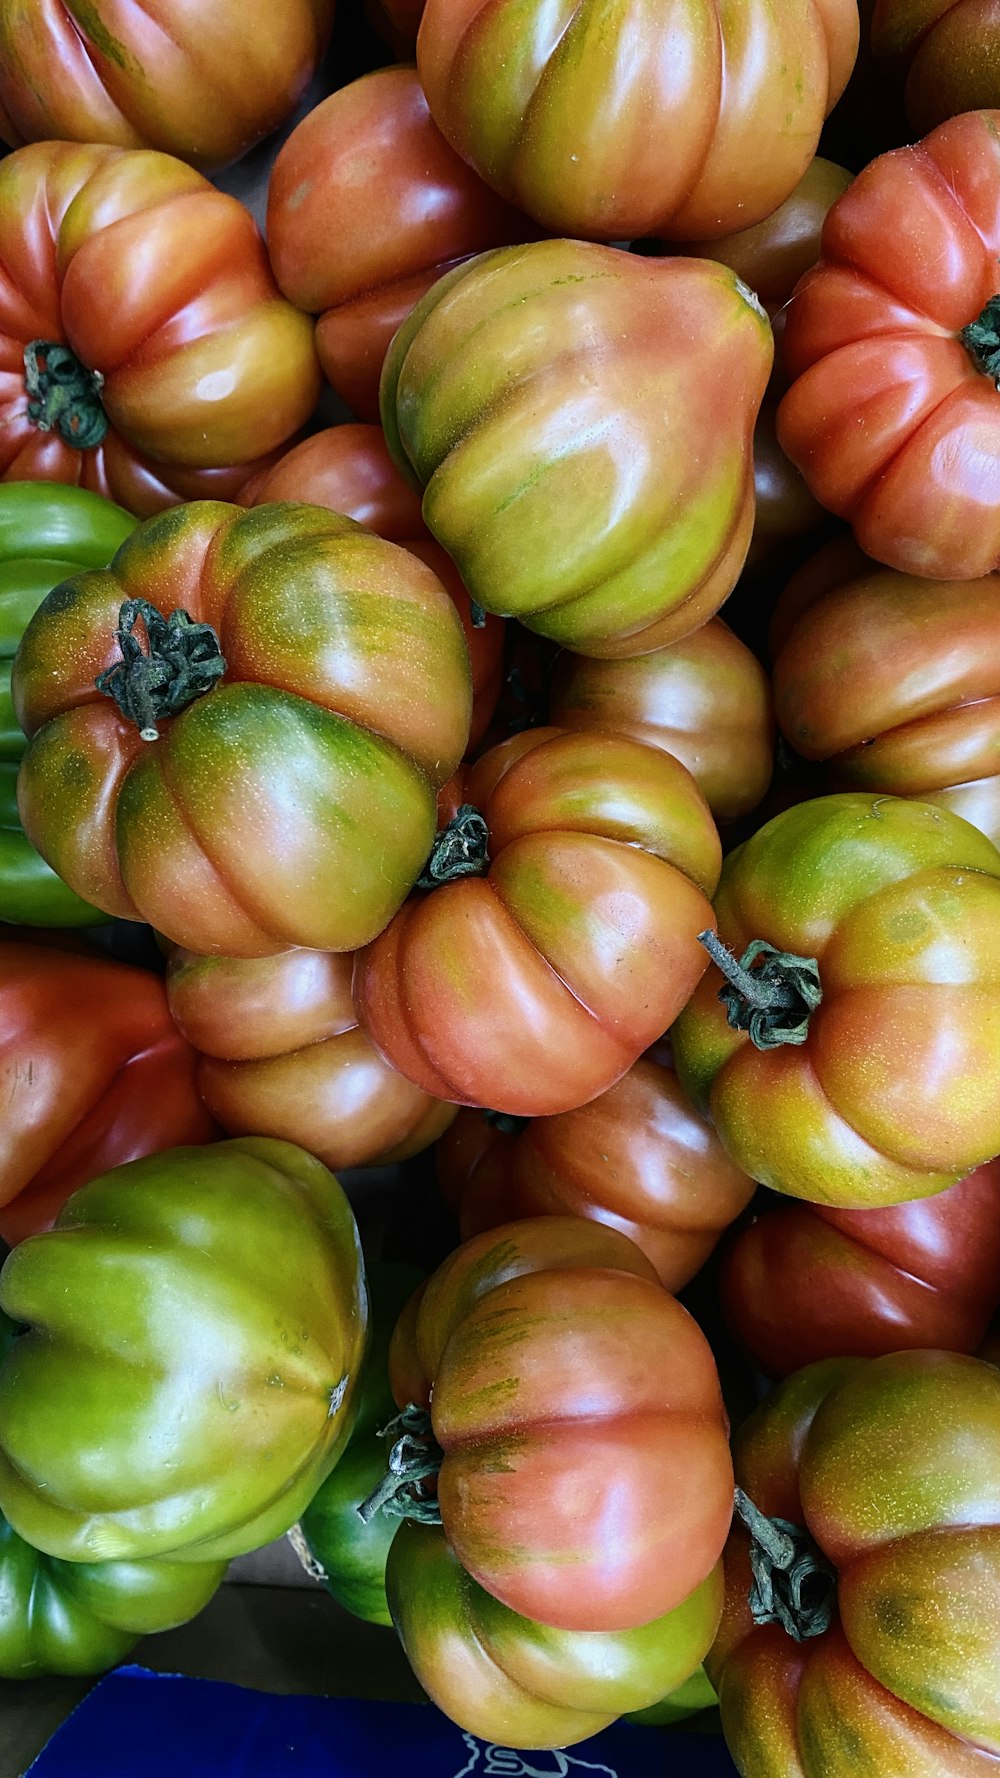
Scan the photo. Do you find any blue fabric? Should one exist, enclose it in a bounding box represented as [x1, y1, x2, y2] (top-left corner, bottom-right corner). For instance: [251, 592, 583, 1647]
[25, 1666, 739, 1777]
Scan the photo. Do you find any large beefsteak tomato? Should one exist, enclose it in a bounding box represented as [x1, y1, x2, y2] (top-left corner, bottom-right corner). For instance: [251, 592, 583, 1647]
[710, 1352, 1000, 1774]
[0, 143, 320, 515]
[779, 110, 1000, 578]
[12, 500, 472, 956]
[0, 939, 215, 1247]
[380, 238, 773, 657]
[671, 792, 1000, 1208]
[415, 0, 858, 240]
[355, 725, 722, 1116]
[0, 0, 334, 170]
[0, 1137, 368, 1563]
[376, 1217, 733, 1632]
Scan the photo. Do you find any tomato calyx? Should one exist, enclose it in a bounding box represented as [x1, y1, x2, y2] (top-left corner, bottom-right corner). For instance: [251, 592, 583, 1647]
[95, 597, 227, 742]
[697, 931, 822, 1051]
[415, 804, 489, 890]
[357, 1403, 442, 1527]
[733, 1487, 836, 1643]
[23, 340, 109, 450]
[483, 1108, 529, 1135]
[960, 295, 1000, 392]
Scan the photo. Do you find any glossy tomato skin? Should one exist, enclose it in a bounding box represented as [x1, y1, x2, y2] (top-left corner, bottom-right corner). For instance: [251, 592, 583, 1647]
[381, 239, 773, 657]
[166, 946, 456, 1170]
[710, 1352, 1000, 1774]
[240, 426, 504, 752]
[772, 538, 1000, 847]
[0, 483, 136, 924]
[386, 1521, 723, 1749]
[0, 940, 215, 1247]
[872, 1, 1000, 132]
[0, 1, 334, 171]
[779, 111, 1000, 579]
[671, 792, 1000, 1208]
[355, 726, 722, 1117]
[416, 0, 857, 240]
[0, 143, 320, 515]
[0, 1137, 368, 1564]
[266, 67, 537, 421]
[298, 1260, 425, 1628]
[436, 1055, 754, 1291]
[723, 1159, 1000, 1376]
[387, 1217, 734, 1633]
[549, 618, 774, 823]
[0, 1506, 225, 1679]
[12, 501, 472, 956]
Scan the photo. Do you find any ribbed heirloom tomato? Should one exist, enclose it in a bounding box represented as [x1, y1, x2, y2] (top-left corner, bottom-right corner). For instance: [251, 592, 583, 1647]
[12, 500, 472, 956]
[709, 1352, 1000, 1775]
[378, 1218, 734, 1632]
[355, 725, 722, 1116]
[416, 0, 859, 240]
[671, 792, 1000, 1208]
[380, 237, 773, 658]
[0, 143, 320, 514]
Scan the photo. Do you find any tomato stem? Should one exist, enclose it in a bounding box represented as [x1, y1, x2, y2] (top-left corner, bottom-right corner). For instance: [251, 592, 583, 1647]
[95, 598, 227, 741]
[960, 296, 1000, 390]
[357, 1403, 442, 1526]
[697, 931, 822, 1050]
[416, 804, 489, 890]
[734, 1488, 836, 1643]
[23, 340, 109, 449]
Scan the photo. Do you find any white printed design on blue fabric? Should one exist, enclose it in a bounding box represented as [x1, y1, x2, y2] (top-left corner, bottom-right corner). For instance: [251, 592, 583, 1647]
[452, 1735, 619, 1778]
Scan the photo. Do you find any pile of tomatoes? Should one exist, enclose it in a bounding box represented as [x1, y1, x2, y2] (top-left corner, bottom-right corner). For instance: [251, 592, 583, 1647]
[1, 3, 1000, 1774]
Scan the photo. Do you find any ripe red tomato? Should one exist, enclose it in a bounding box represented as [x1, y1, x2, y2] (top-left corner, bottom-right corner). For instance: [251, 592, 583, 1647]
[437, 1054, 754, 1291]
[549, 618, 774, 824]
[241, 425, 503, 752]
[0, 144, 320, 516]
[416, 0, 858, 240]
[779, 110, 1000, 578]
[384, 1217, 734, 1632]
[0, 940, 215, 1246]
[671, 791, 1000, 1208]
[710, 1351, 1000, 1772]
[772, 538, 1000, 846]
[13, 501, 472, 956]
[355, 726, 722, 1117]
[266, 67, 536, 422]
[166, 944, 455, 1170]
[723, 1160, 1000, 1376]
[0, 1, 334, 170]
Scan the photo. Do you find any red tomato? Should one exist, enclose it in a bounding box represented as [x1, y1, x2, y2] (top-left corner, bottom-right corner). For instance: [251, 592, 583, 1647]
[0, 143, 321, 516]
[772, 537, 1000, 847]
[166, 945, 455, 1170]
[13, 502, 472, 956]
[710, 1352, 1000, 1773]
[872, 0, 1000, 132]
[0, 940, 215, 1245]
[549, 618, 774, 824]
[355, 726, 722, 1117]
[266, 67, 537, 422]
[241, 426, 504, 752]
[0, 1, 334, 171]
[385, 1217, 734, 1632]
[723, 1160, 1000, 1376]
[437, 1055, 754, 1291]
[671, 792, 1000, 1208]
[779, 110, 1000, 578]
[416, 0, 858, 240]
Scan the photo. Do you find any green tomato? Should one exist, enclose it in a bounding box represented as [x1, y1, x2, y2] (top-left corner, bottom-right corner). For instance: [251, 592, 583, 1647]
[0, 483, 135, 925]
[0, 1509, 224, 1679]
[299, 1259, 425, 1627]
[626, 1663, 718, 1726]
[0, 1137, 368, 1564]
